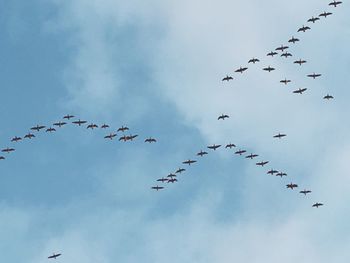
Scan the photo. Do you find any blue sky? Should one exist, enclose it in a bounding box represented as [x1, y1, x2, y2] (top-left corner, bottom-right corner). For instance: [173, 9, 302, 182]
[0, 0, 350, 262]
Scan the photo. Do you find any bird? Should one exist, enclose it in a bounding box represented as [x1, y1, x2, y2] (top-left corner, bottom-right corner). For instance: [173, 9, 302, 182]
[197, 150, 208, 157]
[218, 114, 229, 120]
[288, 36, 300, 44]
[300, 190, 312, 195]
[151, 185, 164, 191]
[248, 58, 260, 64]
[286, 183, 298, 189]
[72, 119, 87, 126]
[298, 25, 311, 32]
[312, 202, 323, 208]
[275, 45, 289, 52]
[323, 94, 334, 100]
[101, 124, 110, 129]
[246, 153, 258, 159]
[307, 16, 320, 23]
[53, 121, 67, 128]
[276, 172, 287, 178]
[46, 127, 56, 133]
[329, 1, 342, 7]
[175, 168, 186, 174]
[267, 169, 278, 175]
[267, 51, 278, 57]
[281, 52, 292, 58]
[145, 137, 157, 143]
[273, 133, 286, 139]
[63, 114, 74, 120]
[24, 133, 35, 139]
[222, 75, 233, 81]
[307, 73, 322, 79]
[263, 66, 275, 72]
[293, 88, 307, 94]
[87, 123, 98, 129]
[117, 126, 129, 132]
[207, 144, 221, 150]
[319, 11, 332, 18]
[11, 136, 22, 142]
[294, 59, 307, 65]
[225, 143, 236, 149]
[235, 67, 248, 73]
[280, 79, 291, 85]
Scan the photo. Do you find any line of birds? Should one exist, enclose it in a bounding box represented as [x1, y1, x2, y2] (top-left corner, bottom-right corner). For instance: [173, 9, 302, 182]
[0, 114, 159, 160]
[150, 1, 344, 210]
[221, 0, 341, 100]
[151, 124, 323, 208]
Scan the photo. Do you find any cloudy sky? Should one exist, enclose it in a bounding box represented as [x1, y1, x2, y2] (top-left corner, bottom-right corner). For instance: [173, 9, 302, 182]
[0, 0, 349, 262]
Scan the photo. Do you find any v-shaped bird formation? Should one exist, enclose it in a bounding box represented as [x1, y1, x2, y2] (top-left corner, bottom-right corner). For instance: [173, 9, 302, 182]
[150, 1, 344, 212]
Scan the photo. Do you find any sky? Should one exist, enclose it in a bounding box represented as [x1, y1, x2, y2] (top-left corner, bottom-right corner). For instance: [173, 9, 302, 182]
[0, 0, 349, 262]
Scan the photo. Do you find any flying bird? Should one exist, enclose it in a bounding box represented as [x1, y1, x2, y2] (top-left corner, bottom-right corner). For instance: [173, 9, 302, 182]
[63, 114, 74, 120]
[24, 133, 35, 139]
[197, 150, 208, 157]
[167, 173, 177, 179]
[293, 88, 307, 94]
[288, 36, 300, 44]
[312, 202, 324, 208]
[235, 149, 246, 155]
[167, 178, 178, 183]
[294, 59, 307, 65]
[0, 156, 5, 160]
[300, 189, 312, 195]
[286, 183, 298, 189]
[248, 58, 260, 64]
[127, 134, 138, 141]
[281, 52, 292, 58]
[2, 147, 15, 153]
[267, 51, 278, 57]
[151, 185, 164, 191]
[46, 127, 56, 133]
[280, 79, 291, 85]
[218, 114, 229, 120]
[256, 161, 269, 166]
[48, 253, 61, 259]
[207, 144, 221, 150]
[11, 136, 22, 142]
[267, 169, 278, 175]
[298, 25, 311, 32]
[235, 67, 248, 73]
[72, 119, 87, 126]
[157, 178, 168, 183]
[246, 153, 258, 159]
[87, 123, 98, 129]
[319, 11, 332, 18]
[307, 73, 322, 79]
[30, 125, 46, 131]
[117, 126, 129, 132]
[53, 121, 66, 127]
[222, 75, 233, 81]
[307, 16, 320, 23]
[324, 94, 334, 100]
[104, 133, 117, 140]
[273, 133, 286, 139]
[145, 137, 157, 143]
[329, 1, 342, 7]
[263, 66, 275, 72]
[101, 124, 110, 129]
[276, 172, 287, 177]
[175, 168, 186, 174]
[225, 143, 236, 149]
[275, 45, 289, 52]
[182, 159, 197, 165]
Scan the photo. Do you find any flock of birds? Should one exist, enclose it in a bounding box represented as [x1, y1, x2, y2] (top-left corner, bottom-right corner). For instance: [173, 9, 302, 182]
[221, 1, 342, 99]
[0, 114, 160, 160]
[150, 0, 345, 211]
[1, 0, 343, 260]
